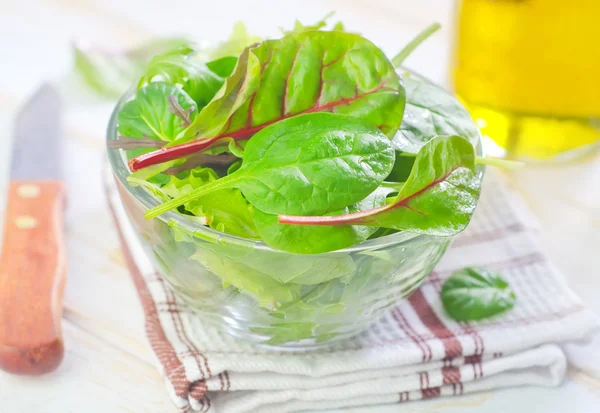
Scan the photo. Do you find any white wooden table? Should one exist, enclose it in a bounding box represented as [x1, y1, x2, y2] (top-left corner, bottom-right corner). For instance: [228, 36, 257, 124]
[0, 1, 599, 412]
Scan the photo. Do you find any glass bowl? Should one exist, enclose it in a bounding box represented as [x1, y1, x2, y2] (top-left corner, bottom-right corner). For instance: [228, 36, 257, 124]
[107, 74, 483, 349]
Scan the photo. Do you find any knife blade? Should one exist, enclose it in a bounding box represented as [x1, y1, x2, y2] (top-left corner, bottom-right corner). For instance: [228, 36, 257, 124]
[11, 84, 62, 180]
[0, 84, 67, 375]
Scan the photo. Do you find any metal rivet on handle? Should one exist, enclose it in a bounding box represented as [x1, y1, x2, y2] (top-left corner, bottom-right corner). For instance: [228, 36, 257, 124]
[15, 216, 38, 229]
[17, 184, 41, 198]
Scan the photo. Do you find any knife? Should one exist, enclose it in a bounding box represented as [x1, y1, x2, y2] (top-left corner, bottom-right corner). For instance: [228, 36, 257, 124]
[0, 84, 67, 375]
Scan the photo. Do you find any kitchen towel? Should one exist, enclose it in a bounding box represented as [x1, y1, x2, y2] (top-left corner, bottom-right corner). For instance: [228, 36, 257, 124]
[106, 170, 599, 413]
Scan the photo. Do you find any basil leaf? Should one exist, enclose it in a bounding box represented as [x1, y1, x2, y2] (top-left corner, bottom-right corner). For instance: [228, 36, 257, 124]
[441, 267, 517, 321]
[253, 187, 394, 254]
[130, 30, 405, 170]
[279, 135, 481, 236]
[117, 82, 197, 142]
[144, 113, 395, 219]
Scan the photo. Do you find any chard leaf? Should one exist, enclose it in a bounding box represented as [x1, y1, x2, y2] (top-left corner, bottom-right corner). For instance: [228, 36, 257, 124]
[161, 167, 258, 239]
[117, 82, 197, 142]
[138, 47, 229, 108]
[130, 30, 404, 171]
[441, 267, 516, 321]
[279, 135, 481, 236]
[254, 187, 394, 254]
[73, 37, 191, 97]
[144, 113, 395, 219]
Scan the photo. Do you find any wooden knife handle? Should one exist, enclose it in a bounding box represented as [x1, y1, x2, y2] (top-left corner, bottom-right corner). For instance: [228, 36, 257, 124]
[0, 180, 67, 375]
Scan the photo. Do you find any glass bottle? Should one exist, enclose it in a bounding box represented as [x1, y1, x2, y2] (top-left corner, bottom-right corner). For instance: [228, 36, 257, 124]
[453, 0, 600, 160]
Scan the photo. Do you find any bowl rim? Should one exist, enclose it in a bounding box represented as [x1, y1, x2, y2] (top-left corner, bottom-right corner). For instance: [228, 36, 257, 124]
[106, 70, 484, 253]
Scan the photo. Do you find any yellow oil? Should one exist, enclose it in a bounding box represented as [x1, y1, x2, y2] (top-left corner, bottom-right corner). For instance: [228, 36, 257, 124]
[453, 0, 600, 160]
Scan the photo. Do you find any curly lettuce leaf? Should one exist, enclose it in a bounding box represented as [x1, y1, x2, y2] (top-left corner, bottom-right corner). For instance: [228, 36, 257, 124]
[161, 167, 258, 239]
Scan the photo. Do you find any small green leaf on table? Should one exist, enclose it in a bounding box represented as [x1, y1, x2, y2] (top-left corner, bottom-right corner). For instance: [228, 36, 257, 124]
[441, 267, 517, 321]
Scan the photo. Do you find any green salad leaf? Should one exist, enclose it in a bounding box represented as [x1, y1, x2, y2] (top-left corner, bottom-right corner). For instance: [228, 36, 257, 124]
[103, 21, 520, 347]
[392, 75, 481, 154]
[441, 267, 517, 321]
[73, 37, 191, 97]
[205, 56, 238, 78]
[161, 167, 258, 239]
[117, 82, 197, 142]
[130, 47, 262, 171]
[129, 30, 405, 171]
[144, 113, 395, 219]
[191, 246, 301, 306]
[279, 135, 480, 236]
[254, 187, 394, 254]
[207, 21, 262, 60]
[138, 47, 229, 109]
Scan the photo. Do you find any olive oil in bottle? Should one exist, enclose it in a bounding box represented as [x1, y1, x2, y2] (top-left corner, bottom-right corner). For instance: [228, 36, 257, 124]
[453, 0, 600, 160]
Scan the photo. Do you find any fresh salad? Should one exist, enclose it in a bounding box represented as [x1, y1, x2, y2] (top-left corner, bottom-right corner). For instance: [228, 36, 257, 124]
[95, 16, 522, 344]
[98, 17, 515, 255]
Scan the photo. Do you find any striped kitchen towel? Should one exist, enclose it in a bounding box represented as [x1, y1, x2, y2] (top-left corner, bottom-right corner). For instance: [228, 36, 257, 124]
[106, 170, 599, 413]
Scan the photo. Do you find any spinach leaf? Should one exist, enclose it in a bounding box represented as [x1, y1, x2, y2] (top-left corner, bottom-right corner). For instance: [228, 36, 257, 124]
[392, 75, 481, 154]
[138, 47, 229, 108]
[441, 267, 516, 321]
[161, 167, 259, 239]
[117, 82, 197, 142]
[73, 37, 191, 97]
[279, 135, 481, 236]
[130, 47, 262, 171]
[129, 30, 405, 171]
[144, 113, 395, 219]
[205, 56, 238, 78]
[253, 187, 394, 254]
